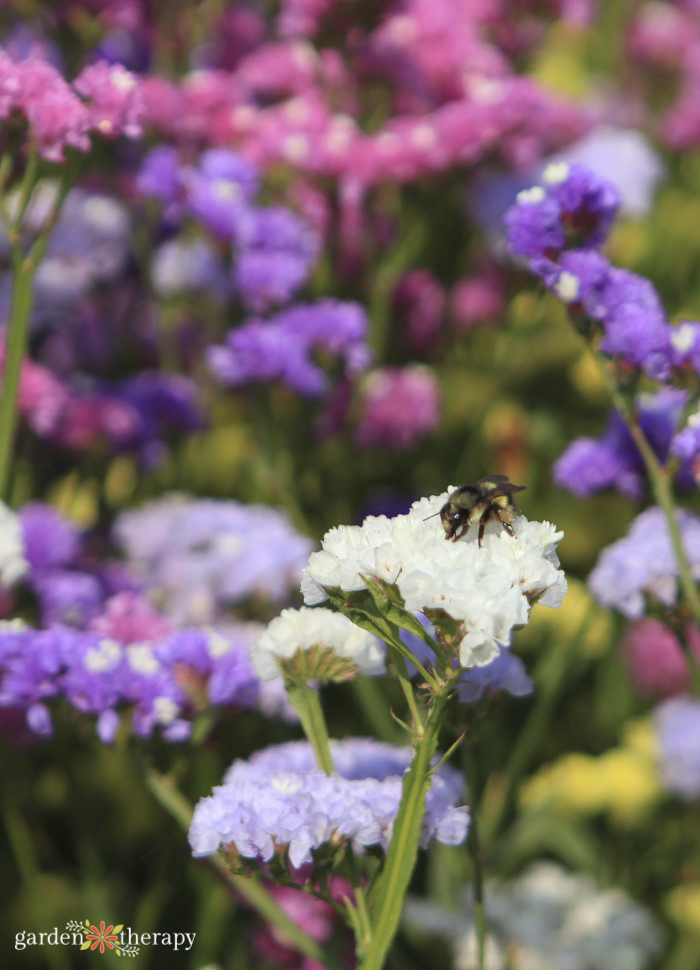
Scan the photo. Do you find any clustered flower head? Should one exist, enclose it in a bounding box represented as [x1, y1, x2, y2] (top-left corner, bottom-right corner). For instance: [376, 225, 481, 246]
[0, 617, 284, 742]
[251, 606, 385, 684]
[188, 738, 469, 871]
[208, 299, 370, 397]
[554, 388, 696, 499]
[588, 507, 700, 618]
[0, 49, 143, 160]
[355, 366, 441, 451]
[302, 489, 566, 668]
[115, 496, 314, 624]
[655, 697, 700, 800]
[504, 162, 686, 382]
[407, 861, 662, 970]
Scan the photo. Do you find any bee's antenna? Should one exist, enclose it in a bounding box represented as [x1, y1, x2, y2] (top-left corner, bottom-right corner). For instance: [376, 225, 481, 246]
[423, 512, 441, 521]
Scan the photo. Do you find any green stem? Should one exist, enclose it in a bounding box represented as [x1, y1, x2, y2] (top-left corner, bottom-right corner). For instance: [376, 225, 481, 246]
[360, 688, 452, 970]
[0, 158, 78, 500]
[467, 807, 487, 970]
[593, 352, 700, 681]
[143, 766, 339, 970]
[286, 682, 335, 774]
[388, 644, 424, 732]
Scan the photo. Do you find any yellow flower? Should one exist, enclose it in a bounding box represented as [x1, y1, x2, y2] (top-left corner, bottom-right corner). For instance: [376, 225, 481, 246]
[667, 884, 700, 935]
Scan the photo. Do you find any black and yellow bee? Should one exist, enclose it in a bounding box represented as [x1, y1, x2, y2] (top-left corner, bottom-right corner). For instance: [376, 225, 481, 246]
[435, 475, 526, 547]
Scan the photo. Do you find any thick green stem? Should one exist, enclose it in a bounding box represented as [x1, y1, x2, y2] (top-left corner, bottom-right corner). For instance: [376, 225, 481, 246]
[143, 766, 339, 970]
[286, 682, 335, 774]
[360, 689, 452, 970]
[388, 644, 424, 731]
[593, 353, 700, 688]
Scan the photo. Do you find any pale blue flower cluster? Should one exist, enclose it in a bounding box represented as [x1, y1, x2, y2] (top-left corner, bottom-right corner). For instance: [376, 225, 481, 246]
[189, 738, 469, 869]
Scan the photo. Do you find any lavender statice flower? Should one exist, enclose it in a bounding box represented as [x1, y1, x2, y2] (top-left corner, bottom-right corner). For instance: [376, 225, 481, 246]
[115, 496, 314, 623]
[185, 148, 258, 241]
[208, 299, 370, 396]
[588, 507, 700, 618]
[188, 738, 469, 869]
[151, 237, 228, 298]
[233, 206, 319, 310]
[655, 697, 700, 800]
[355, 366, 441, 450]
[20, 503, 79, 574]
[302, 489, 566, 668]
[252, 606, 385, 683]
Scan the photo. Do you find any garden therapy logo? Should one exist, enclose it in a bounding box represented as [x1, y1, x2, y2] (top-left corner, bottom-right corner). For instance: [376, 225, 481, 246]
[14, 921, 196, 955]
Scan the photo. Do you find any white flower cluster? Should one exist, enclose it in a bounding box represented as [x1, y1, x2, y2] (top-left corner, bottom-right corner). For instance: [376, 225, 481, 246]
[0, 503, 28, 589]
[405, 862, 662, 970]
[251, 606, 385, 681]
[301, 490, 566, 668]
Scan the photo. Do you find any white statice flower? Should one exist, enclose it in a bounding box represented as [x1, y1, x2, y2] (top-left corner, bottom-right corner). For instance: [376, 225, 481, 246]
[251, 606, 385, 682]
[406, 862, 662, 970]
[302, 490, 566, 668]
[0, 502, 28, 589]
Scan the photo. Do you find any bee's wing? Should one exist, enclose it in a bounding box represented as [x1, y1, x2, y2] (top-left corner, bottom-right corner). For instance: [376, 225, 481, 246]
[477, 478, 527, 500]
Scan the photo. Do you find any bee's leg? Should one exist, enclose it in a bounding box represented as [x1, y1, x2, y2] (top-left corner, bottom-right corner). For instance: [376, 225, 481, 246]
[497, 508, 515, 537]
[477, 516, 486, 547]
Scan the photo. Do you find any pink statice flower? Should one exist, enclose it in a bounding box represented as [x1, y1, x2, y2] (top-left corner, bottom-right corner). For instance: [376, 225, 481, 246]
[356, 365, 441, 450]
[14, 56, 91, 160]
[89, 592, 174, 645]
[252, 880, 354, 970]
[622, 617, 700, 698]
[73, 61, 144, 139]
[393, 269, 445, 353]
[451, 269, 505, 331]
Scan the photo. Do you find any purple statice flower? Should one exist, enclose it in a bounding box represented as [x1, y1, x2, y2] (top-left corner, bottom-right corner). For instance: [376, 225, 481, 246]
[33, 570, 105, 627]
[547, 250, 673, 381]
[0, 620, 280, 742]
[233, 207, 319, 310]
[588, 507, 700, 618]
[136, 145, 183, 212]
[20, 503, 80, 574]
[504, 186, 565, 260]
[188, 738, 469, 868]
[114, 496, 314, 623]
[110, 372, 205, 466]
[72, 60, 144, 139]
[505, 164, 620, 261]
[671, 414, 700, 471]
[208, 299, 370, 396]
[596, 268, 672, 380]
[554, 388, 688, 499]
[184, 148, 258, 241]
[355, 366, 441, 450]
[655, 697, 700, 799]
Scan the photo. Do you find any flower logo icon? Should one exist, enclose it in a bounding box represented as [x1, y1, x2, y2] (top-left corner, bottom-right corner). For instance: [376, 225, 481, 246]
[82, 921, 123, 953]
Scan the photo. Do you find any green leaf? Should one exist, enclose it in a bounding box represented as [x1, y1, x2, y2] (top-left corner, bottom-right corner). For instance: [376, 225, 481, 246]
[112, 924, 124, 934]
[81, 942, 91, 951]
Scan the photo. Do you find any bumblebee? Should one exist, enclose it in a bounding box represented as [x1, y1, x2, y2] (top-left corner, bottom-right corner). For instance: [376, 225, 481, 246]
[436, 475, 526, 547]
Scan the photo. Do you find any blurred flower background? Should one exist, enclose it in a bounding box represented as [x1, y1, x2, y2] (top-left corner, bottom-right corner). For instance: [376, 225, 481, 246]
[1, 2, 700, 968]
